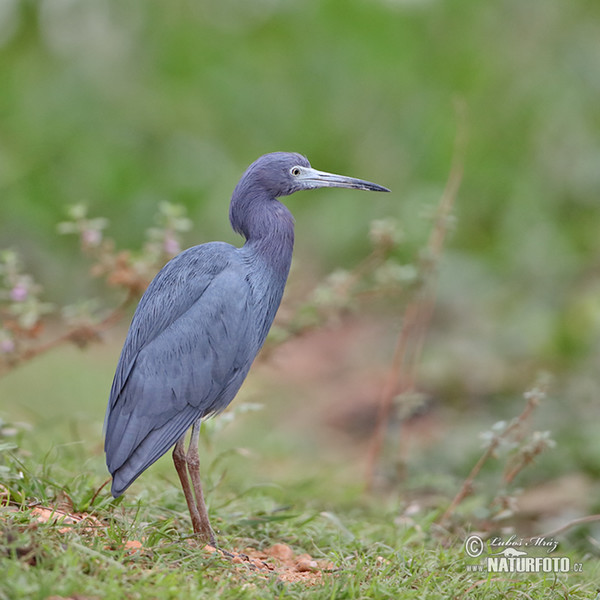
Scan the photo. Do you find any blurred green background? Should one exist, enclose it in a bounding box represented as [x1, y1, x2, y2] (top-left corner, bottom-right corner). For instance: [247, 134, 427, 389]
[1, 0, 599, 533]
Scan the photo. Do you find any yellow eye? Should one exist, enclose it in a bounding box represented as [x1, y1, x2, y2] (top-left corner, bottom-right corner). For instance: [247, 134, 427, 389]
[291, 167, 301, 176]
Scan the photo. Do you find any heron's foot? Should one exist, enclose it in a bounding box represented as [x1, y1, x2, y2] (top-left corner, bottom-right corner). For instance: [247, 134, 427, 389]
[202, 532, 218, 549]
[190, 521, 217, 548]
[202, 542, 235, 560]
[206, 544, 234, 559]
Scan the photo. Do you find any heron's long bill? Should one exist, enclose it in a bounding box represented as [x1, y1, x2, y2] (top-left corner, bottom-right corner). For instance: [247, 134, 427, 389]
[297, 167, 390, 193]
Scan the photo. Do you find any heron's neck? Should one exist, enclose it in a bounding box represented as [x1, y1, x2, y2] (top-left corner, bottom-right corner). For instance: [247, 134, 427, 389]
[230, 192, 295, 278]
[230, 192, 295, 346]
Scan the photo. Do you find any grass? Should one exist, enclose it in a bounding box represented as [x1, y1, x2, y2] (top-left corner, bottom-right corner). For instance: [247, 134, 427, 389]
[1, 479, 598, 600]
[1, 345, 599, 599]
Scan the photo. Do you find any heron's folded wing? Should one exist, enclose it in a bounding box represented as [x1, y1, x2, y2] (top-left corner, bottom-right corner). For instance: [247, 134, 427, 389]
[104, 244, 254, 495]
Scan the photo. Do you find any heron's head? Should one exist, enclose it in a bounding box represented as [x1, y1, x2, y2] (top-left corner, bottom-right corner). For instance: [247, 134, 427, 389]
[240, 152, 390, 199]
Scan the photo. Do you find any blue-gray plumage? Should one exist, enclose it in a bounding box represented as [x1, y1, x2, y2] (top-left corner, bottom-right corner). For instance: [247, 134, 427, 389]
[104, 152, 389, 543]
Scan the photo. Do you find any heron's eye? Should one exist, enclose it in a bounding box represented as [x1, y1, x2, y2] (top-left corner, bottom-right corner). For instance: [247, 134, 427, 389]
[290, 167, 301, 177]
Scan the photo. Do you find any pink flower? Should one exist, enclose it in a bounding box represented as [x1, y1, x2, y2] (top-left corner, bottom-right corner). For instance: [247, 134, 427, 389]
[1, 338, 15, 353]
[10, 284, 28, 302]
[82, 228, 102, 247]
[164, 235, 180, 255]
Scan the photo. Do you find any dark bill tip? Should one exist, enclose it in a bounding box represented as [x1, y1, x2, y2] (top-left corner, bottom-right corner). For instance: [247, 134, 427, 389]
[347, 179, 391, 193]
[297, 167, 390, 193]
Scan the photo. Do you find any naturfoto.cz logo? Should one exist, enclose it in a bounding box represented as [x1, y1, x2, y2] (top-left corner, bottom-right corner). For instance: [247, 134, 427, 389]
[464, 534, 583, 574]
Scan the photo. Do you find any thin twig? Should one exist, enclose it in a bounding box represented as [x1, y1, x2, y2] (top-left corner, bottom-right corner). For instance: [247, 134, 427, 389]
[530, 514, 600, 540]
[437, 390, 540, 525]
[259, 241, 396, 359]
[364, 99, 467, 491]
[0, 293, 134, 377]
[89, 477, 112, 507]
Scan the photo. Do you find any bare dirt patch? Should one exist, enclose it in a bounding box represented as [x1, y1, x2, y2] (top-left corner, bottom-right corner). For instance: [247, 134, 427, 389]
[203, 542, 337, 585]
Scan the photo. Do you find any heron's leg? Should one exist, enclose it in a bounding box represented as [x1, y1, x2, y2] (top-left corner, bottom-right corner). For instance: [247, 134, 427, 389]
[172, 433, 204, 536]
[186, 420, 216, 546]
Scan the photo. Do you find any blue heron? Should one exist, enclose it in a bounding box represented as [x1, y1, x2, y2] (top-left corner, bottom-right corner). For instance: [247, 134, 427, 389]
[104, 152, 389, 544]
